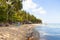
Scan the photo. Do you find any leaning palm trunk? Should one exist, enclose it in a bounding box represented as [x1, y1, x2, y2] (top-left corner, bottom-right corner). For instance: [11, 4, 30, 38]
[0, 25, 40, 40]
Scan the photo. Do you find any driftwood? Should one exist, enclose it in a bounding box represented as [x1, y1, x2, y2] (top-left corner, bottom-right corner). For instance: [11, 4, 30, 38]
[0, 25, 40, 40]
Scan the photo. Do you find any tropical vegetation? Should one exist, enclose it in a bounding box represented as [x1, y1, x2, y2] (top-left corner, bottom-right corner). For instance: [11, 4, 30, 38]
[0, 0, 42, 24]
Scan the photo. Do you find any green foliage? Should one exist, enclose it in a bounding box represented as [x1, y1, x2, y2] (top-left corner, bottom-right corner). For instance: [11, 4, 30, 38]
[0, 0, 42, 24]
[15, 10, 42, 23]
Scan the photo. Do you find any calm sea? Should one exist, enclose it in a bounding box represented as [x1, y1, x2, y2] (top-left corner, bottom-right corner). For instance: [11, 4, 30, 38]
[35, 23, 60, 40]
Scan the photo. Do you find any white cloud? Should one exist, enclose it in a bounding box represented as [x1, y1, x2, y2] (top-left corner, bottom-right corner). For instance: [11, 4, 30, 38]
[32, 7, 46, 14]
[22, 0, 47, 14]
[22, 0, 37, 10]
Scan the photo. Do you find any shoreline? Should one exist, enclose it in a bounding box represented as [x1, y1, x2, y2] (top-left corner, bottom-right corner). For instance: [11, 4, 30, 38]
[0, 24, 40, 40]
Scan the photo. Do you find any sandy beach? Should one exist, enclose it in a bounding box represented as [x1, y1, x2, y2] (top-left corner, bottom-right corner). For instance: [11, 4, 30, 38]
[0, 24, 40, 40]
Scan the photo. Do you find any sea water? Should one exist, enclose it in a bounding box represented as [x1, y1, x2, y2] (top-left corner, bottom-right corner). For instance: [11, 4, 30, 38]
[35, 23, 60, 40]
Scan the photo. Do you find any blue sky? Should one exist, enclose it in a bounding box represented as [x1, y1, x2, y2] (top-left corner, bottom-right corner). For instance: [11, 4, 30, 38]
[22, 0, 60, 23]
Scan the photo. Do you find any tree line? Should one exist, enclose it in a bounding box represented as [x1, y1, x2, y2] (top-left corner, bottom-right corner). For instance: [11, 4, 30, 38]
[0, 0, 42, 24]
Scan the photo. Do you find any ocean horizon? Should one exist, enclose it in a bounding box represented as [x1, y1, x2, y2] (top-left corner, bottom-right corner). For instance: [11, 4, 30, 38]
[35, 23, 60, 40]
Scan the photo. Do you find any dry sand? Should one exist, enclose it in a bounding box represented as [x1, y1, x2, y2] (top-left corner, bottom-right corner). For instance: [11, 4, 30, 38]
[0, 24, 40, 40]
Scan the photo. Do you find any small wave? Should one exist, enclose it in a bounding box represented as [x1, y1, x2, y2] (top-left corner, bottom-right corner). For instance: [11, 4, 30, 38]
[39, 31, 60, 36]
